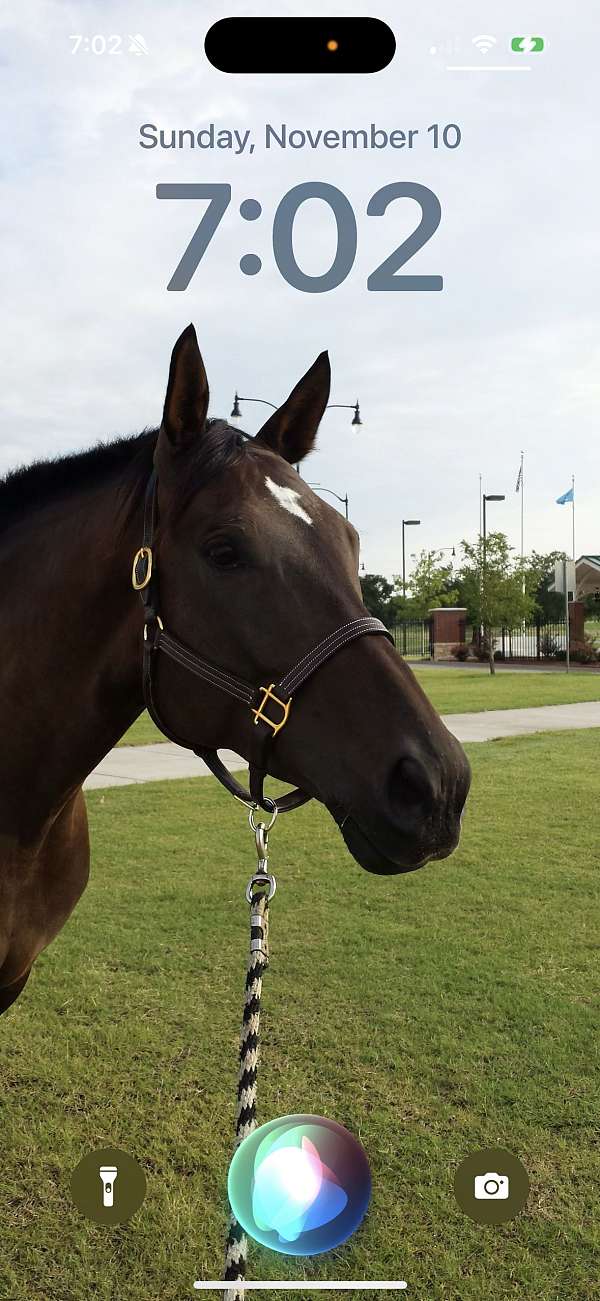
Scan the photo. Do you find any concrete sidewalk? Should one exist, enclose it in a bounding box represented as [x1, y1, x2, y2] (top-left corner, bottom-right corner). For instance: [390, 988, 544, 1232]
[441, 700, 600, 743]
[83, 701, 600, 791]
[84, 745, 247, 790]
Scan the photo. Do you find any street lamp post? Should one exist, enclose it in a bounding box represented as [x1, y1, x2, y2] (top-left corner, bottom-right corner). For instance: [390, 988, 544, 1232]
[401, 518, 420, 657]
[231, 396, 362, 431]
[326, 402, 363, 428]
[308, 484, 349, 519]
[230, 394, 277, 420]
[230, 394, 363, 474]
[402, 519, 421, 598]
[481, 493, 505, 668]
[482, 494, 505, 565]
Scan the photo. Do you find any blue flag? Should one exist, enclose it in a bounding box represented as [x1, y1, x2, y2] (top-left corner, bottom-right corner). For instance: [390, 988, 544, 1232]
[556, 487, 574, 505]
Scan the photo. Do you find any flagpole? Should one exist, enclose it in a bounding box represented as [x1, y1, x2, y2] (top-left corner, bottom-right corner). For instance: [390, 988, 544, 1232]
[520, 451, 524, 567]
[572, 473, 575, 560]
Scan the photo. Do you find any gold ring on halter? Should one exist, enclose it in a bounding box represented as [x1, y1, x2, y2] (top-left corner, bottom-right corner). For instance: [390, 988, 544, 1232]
[132, 546, 153, 590]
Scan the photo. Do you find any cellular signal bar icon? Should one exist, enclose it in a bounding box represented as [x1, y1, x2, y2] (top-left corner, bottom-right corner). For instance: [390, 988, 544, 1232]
[472, 34, 497, 55]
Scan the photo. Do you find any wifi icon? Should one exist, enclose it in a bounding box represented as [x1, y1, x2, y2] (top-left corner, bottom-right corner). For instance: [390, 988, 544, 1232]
[472, 33, 497, 55]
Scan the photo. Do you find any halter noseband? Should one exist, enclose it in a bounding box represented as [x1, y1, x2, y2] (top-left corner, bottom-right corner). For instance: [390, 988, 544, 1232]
[133, 469, 393, 814]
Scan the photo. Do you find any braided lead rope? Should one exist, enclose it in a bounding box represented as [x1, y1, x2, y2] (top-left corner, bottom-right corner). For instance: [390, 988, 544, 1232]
[223, 882, 271, 1300]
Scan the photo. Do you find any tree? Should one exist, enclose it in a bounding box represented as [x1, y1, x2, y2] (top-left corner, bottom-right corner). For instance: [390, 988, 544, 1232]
[526, 550, 568, 620]
[583, 588, 600, 616]
[400, 549, 459, 618]
[359, 573, 399, 627]
[457, 532, 538, 674]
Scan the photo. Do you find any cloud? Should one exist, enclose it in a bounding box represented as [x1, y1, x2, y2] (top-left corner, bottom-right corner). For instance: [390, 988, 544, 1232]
[1, 0, 597, 570]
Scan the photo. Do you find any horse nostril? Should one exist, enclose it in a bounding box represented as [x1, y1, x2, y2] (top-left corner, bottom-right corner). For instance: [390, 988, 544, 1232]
[388, 754, 439, 812]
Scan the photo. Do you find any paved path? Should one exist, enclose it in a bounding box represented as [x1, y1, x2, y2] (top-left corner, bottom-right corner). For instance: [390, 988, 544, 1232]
[84, 702, 600, 791]
[84, 745, 247, 790]
[441, 700, 600, 743]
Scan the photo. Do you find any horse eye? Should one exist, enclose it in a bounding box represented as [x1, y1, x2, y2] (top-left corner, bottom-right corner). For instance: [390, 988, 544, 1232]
[205, 540, 243, 570]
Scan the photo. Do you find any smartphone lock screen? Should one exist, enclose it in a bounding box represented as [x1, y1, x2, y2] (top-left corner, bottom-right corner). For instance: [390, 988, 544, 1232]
[1, 5, 598, 1300]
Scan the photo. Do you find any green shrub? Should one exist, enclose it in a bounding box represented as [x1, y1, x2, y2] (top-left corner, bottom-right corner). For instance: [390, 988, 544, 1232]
[472, 635, 492, 662]
[540, 633, 560, 659]
[451, 643, 470, 662]
[570, 635, 599, 664]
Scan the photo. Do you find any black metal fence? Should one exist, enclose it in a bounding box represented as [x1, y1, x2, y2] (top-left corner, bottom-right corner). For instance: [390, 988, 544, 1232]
[390, 617, 571, 662]
[391, 619, 433, 659]
[467, 619, 568, 661]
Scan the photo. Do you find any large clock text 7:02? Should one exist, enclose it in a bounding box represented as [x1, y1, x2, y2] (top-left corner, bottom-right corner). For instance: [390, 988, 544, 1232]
[156, 182, 443, 293]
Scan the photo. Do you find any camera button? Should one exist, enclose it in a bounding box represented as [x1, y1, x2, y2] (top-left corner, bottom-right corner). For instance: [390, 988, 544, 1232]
[454, 1147, 530, 1224]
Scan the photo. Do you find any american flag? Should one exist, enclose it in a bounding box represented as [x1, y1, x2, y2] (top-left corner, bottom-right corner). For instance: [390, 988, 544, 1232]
[515, 462, 523, 493]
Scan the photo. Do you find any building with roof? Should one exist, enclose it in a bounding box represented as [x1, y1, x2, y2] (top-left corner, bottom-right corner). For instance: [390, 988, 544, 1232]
[574, 556, 600, 600]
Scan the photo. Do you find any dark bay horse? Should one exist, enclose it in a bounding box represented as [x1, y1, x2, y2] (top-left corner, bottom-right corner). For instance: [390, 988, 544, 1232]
[0, 325, 470, 1014]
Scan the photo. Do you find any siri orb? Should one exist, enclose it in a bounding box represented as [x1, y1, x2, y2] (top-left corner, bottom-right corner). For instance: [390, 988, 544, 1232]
[227, 1114, 371, 1255]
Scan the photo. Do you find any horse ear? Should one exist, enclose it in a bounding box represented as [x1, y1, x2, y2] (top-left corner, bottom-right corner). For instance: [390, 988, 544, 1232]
[254, 352, 331, 465]
[160, 324, 209, 450]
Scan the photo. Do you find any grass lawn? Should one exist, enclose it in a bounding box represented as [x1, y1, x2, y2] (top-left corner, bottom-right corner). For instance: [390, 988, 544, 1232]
[412, 667, 600, 716]
[119, 668, 600, 746]
[119, 711, 164, 746]
[1, 731, 599, 1299]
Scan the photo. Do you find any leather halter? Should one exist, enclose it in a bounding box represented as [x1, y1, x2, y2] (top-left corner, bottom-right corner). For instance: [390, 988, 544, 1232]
[133, 469, 393, 814]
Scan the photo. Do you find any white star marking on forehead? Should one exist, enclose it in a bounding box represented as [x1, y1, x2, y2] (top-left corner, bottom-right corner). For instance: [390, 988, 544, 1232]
[265, 476, 313, 525]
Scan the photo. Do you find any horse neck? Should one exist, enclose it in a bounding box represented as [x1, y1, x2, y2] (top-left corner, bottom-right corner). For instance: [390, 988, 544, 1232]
[1, 460, 148, 824]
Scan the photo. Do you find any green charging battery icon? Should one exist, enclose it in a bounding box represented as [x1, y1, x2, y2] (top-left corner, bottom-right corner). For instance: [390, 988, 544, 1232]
[511, 36, 544, 52]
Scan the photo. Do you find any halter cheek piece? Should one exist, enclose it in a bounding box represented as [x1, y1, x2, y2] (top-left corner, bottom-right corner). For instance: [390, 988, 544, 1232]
[133, 469, 393, 814]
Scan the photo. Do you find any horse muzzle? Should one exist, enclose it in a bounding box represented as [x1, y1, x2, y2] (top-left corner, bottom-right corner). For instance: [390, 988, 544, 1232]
[339, 813, 461, 875]
[335, 741, 471, 876]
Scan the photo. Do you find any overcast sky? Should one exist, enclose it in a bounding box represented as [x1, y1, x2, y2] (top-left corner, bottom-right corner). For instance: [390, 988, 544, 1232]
[1, 1, 598, 579]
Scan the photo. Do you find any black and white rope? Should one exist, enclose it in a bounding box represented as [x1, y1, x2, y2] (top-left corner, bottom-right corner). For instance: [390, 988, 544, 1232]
[223, 887, 270, 1299]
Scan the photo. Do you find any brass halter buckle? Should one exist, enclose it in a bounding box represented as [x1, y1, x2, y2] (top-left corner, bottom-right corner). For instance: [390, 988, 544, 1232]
[132, 546, 153, 591]
[252, 684, 292, 736]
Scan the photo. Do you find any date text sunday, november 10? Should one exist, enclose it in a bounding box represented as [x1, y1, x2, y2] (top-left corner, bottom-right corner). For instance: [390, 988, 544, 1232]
[138, 122, 462, 156]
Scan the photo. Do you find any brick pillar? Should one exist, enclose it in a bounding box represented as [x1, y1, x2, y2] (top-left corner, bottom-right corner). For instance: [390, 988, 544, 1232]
[568, 600, 585, 651]
[428, 608, 467, 661]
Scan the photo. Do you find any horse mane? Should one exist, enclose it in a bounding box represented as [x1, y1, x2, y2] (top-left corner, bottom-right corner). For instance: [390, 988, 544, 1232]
[0, 420, 250, 529]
